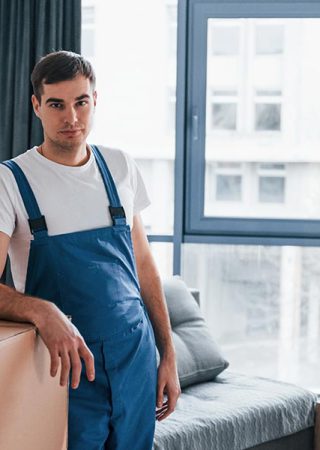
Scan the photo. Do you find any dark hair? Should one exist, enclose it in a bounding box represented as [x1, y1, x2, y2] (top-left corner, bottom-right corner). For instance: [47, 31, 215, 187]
[31, 50, 96, 102]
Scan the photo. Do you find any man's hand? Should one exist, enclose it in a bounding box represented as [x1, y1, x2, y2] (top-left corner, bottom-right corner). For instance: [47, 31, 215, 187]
[0, 233, 95, 389]
[156, 356, 181, 421]
[35, 301, 95, 389]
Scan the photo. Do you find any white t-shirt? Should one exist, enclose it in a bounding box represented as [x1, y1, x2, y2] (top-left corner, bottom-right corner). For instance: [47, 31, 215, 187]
[0, 145, 150, 293]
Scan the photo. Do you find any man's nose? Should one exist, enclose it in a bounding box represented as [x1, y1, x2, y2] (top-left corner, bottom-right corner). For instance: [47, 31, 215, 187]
[64, 106, 78, 126]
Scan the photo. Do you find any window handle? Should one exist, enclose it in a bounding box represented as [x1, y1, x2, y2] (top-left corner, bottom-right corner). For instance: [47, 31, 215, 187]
[192, 112, 199, 141]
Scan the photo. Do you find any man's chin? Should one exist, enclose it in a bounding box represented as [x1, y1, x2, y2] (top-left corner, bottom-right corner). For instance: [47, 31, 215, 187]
[55, 136, 86, 150]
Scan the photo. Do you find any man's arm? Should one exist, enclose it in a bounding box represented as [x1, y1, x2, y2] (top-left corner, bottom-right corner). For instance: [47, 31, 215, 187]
[0, 231, 95, 389]
[131, 214, 181, 421]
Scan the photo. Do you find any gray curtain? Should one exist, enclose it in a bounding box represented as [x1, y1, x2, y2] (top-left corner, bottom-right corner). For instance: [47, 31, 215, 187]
[0, 0, 81, 285]
[0, 0, 81, 161]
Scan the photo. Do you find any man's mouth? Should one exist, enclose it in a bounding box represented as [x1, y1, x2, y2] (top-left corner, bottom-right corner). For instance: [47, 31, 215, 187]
[60, 129, 83, 136]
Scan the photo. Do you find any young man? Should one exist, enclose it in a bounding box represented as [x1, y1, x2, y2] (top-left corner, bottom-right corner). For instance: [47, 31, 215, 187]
[0, 51, 180, 449]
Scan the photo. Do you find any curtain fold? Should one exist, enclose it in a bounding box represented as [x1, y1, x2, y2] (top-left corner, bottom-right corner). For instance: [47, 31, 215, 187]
[0, 0, 81, 161]
[0, 0, 81, 285]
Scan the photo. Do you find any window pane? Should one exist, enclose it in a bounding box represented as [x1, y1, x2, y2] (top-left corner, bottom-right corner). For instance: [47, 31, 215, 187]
[216, 175, 242, 201]
[82, 6, 95, 24]
[255, 103, 281, 131]
[182, 243, 320, 393]
[212, 103, 237, 130]
[255, 24, 284, 55]
[81, 29, 95, 58]
[211, 25, 240, 55]
[205, 18, 320, 220]
[81, 0, 177, 234]
[149, 242, 173, 278]
[259, 176, 285, 203]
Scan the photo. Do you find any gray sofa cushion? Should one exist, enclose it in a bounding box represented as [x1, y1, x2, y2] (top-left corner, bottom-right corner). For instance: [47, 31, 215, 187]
[162, 277, 229, 388]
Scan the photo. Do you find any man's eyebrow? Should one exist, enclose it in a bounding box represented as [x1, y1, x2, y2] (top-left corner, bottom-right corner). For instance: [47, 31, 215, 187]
[75, 94, 90, 101]
[45, 97, 64, 104]
[45, 94, 90, 104]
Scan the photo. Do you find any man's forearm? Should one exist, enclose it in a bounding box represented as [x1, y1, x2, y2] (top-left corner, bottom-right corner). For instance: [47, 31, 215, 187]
[0, 284, 50, 327]
[137, 259, 175, 360]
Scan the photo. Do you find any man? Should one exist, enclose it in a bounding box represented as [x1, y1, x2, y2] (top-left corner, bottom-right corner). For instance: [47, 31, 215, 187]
[0, 51, 180, 449]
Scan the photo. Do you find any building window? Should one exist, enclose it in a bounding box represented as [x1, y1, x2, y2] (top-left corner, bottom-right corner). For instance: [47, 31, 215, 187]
[210, 90, 238, 131]
[211, 24, 240, 55]
[258, 163, 285, 203]
[215, 163, 242, 201]
[255, 24, 284, 55]
[254, 90, 282, 132]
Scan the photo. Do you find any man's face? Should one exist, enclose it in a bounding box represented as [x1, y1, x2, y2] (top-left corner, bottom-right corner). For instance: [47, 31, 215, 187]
[31, 75, 97, 150]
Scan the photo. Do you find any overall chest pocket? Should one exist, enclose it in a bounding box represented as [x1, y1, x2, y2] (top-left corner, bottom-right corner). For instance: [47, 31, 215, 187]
[58, 261, 123, 310]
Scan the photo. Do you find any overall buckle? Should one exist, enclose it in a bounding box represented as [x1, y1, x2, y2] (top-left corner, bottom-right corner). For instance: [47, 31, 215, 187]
[28, 215, 48, 235]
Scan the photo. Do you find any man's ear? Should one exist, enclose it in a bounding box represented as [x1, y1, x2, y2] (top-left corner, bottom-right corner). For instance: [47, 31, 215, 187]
[93, 90, 97, 107]
[31, 94, 41, 118]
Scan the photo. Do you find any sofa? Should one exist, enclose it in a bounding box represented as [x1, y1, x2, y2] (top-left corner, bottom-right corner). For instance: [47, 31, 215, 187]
[153, 277, 319, 450]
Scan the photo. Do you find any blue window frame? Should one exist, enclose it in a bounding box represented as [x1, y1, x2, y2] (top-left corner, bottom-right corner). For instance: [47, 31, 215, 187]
[183, 1, 320, 236]
[170, 0, 320, 274]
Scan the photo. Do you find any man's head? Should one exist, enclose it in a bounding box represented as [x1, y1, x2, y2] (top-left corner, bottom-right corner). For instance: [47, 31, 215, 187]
[31, 50, 96, 103]
[31, 51, 97, 151]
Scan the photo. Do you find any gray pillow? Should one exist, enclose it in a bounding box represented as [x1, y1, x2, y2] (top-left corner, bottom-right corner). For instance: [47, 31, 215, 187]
[158, 277, 229, 389]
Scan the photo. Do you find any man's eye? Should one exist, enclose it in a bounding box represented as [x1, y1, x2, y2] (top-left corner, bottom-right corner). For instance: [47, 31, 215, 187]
[50, 103, 63, 109]
[77, 101, 88, 106]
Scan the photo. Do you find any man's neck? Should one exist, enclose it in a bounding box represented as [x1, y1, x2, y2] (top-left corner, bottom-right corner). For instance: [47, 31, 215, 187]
[38, 142, 90, 167]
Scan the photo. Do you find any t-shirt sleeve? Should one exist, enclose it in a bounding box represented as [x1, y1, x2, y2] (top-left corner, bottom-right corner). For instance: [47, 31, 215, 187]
[125, 153, 151, 215]
[0, 168, 16, 237]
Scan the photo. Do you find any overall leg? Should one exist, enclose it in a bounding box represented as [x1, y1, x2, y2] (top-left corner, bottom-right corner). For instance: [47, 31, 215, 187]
[68, 341, 112, 450]
[104, 313, 158, 450]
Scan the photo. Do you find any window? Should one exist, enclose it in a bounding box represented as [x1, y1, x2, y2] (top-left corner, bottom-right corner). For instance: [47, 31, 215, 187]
[215, 163, 242, 201]
[216, 174, 242, 200]
[193, 15, 320, 232]
[210, 24, 240, 55]
[254, 90, 282, 132]
[81, 5, 95, 58]
[209, 90, 238, 131]
[81, 0, 178, 238]
[167, 4, 178, 57]
[258, 163, 285, 203]
[255, 103, 281, 131]
[255, 24, 284, 55]
[182, 243, 320, 391]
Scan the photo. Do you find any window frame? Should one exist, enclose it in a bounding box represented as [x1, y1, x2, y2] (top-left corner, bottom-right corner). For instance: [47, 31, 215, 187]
[182, 0, 320, 242]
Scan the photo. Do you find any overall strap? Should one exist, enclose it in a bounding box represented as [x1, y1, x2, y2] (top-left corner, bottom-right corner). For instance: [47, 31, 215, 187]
[90, 145, 127, 226]
[1, 160, 48, 237]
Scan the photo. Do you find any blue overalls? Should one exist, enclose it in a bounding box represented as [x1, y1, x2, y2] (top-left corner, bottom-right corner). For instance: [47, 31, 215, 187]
[2, 145, 158, 450]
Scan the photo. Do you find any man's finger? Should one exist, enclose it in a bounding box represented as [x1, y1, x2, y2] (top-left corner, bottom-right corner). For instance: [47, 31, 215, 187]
[167, 391, 177, 412]
[156, 400, 168, 411]
[69, 349, 82, 389]
[49, 348, 60, 377]
[59, 349, 71, 386]
[156, 404, 168, 413]
[157, 384, 165, 408]
[156, 407, 168, 419]
[79, 343, 95, 381]
[157, 408, 173, 421]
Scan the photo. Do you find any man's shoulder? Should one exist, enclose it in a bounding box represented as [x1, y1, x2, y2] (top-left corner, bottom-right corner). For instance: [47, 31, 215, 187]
[0, 148, 36, 168]
[95, 144, 135, 174]
[96, 145, 129, 163]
